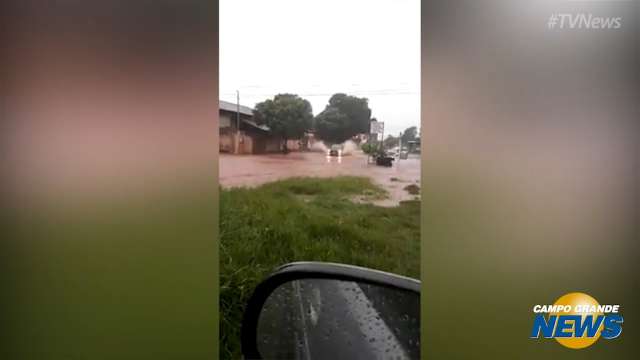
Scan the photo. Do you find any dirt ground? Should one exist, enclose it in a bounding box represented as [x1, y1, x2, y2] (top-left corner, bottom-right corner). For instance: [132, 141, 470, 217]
[219, 151, 421, 206]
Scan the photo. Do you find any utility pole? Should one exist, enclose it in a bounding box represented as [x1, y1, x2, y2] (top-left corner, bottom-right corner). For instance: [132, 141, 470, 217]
[398, 131, 402, 160]
[236, 90, 240, 154]
[379, 122, 384, 152]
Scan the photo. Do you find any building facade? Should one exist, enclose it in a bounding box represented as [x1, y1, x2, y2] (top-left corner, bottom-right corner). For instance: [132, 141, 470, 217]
[219, 100, 281, 154]
[219, 100, 318, 154]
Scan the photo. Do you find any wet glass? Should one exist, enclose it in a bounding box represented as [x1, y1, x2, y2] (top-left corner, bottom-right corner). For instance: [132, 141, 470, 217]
[257, 279, 420, 360]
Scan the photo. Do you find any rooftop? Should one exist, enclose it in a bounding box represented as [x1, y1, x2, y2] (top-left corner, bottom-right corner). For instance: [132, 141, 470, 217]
[242, 119, 270, 132]
[219, 100, 254, 116]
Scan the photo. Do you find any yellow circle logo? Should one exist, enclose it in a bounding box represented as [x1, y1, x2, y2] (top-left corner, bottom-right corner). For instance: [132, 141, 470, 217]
[551, 292, 603, 349]
[531, 292, 623, 348]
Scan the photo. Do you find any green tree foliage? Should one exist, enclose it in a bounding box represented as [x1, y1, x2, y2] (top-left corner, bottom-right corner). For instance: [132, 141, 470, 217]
[253, 94, 313, 150]
[360, 142, 378, 155]
[384, 135, 399, 149]
[314, 107, 350, 144]
[401, 126, 418, 145]
[315, 93, 372, 144]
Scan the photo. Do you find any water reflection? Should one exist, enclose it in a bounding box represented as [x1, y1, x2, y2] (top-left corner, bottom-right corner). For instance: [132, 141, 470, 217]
[257, 279, 420, 360]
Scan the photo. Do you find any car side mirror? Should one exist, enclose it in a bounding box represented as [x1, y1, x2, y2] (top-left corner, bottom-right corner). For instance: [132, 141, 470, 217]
[240, 262, 420, 359]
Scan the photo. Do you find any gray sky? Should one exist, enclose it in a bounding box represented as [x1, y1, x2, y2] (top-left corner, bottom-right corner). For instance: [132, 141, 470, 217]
[220, 0, 420, 136]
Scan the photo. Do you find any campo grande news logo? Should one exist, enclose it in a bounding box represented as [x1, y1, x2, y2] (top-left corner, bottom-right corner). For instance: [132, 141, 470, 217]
[530, 292, 623, 349]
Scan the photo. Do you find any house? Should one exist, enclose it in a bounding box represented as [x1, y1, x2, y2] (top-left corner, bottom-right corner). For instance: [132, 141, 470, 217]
[219, 100, 281, 154]
[219, 100, 318, 154]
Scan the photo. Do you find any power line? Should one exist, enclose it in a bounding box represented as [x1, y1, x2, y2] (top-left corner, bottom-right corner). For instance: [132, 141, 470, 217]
[220, 90, 418, 97]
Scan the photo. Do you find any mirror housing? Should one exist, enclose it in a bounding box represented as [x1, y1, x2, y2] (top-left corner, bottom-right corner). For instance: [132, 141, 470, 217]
[240, 262, 420, 359]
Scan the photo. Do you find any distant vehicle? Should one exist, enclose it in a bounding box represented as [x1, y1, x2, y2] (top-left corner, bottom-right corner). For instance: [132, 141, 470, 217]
[328, 144, 342, 157]
[376, 154, 394, 167]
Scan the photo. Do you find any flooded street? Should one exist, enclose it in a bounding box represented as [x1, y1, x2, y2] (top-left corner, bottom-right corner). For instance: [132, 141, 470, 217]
[220, 151, 420, 206]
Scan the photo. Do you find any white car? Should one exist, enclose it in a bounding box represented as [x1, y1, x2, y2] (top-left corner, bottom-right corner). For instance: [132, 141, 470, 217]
[328, 145, 342, 157]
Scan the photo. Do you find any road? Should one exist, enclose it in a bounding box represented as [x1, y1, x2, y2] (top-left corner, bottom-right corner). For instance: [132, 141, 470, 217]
[219, 151, 420, 206]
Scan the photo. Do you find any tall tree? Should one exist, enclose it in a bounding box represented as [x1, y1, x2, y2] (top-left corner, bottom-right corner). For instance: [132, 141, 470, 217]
[253, 94, 313, 151]
[401, 126, 418, 145]
[314, 93, 372, 144]
[383, 135, 399, 149]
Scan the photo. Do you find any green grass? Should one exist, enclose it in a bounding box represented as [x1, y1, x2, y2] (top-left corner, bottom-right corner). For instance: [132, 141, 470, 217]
[220, 176, 420, 359]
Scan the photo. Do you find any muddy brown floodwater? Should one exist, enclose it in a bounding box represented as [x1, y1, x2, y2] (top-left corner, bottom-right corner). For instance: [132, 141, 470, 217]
[219, 151, 420, 207]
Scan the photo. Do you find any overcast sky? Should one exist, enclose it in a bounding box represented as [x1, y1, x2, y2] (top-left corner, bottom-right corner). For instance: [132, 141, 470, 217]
[220, 0, 420, 136]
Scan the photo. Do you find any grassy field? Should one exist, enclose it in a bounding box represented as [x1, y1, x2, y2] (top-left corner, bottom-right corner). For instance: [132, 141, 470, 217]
[220, 176, 421, 359]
